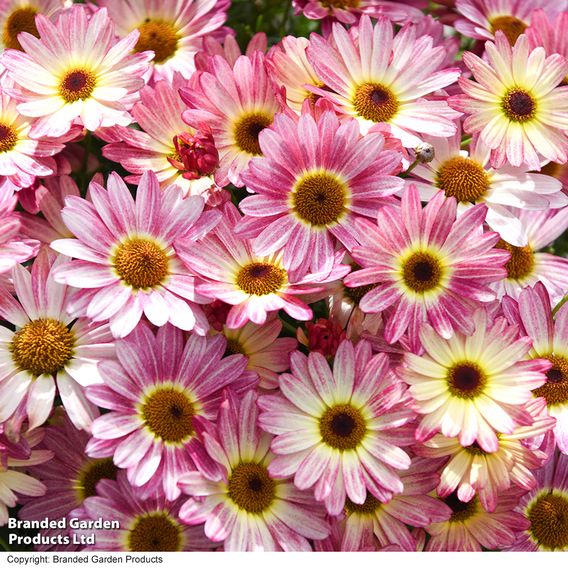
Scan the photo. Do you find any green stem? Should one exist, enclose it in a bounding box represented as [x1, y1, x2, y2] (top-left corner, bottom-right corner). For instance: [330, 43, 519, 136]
[553, 294, 568, 317]
[0, 535, 10, 551]
[280, 317, 298, 336]
[461, 136, 472, 148]
[279, 1, 292, 36]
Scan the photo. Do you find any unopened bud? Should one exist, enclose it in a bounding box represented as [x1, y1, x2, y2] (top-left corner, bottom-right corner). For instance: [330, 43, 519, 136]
[414, 142, 435, 164]
[168, 124, 219, 180]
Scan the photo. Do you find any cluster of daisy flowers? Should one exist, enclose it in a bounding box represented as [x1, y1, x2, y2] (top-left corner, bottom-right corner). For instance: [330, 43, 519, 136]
[3, 0, 568, 554]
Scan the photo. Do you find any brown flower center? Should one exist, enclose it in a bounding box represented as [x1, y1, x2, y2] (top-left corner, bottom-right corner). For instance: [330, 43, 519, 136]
[490, 15, 527, 45]
[501, 89, 537, 123]
[142, 388, 195, 444]
[353, 83, 399, 124]
[128, 513, 182, 552]
[2, 7, 39, 51]
[436, 156, 490, 203]
[224, 338, 245, 356]
[401, 251, 444, 293]
[447, 362, 487, 399]
[345, 492, 381, 516]
[227, 462, 276, 514]
[236, 262, 287, 296]
[463, 441, 490, 456]
[11, 319, 74, 376]
[59, 69, 96, 103]
[233, 111, 273, 156]
[113, 238, 169, 289]
[533, 355, 568, 406]
[445, 493, 479, 523]
[134, 19, 179, 64]
[292, 171, 348, 227]
[76, 458, 118, 501]
[528, 492, 568, 551]
[319, 404, 366, 450]
[0, 123, 18, 153]
[495, 239, 534, 280]
[321, 0, 360, 8]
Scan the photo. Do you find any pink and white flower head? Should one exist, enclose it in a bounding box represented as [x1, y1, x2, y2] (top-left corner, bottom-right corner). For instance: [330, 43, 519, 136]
[85, 324, 256, 501]
[339, 457, 451, 551]
[408, 127, 568, 246]
[50, 170, 220, 339]
[0, 425, 52, 526]
[0, 0, 65, 51]
[506, 450, 568, 551]
[72, 471, 214, 552]
[344, 186, 508, 352]
[259, 340, 415, 516]
[526, 9, 568, 65]
[102, 74, 221, 200]
[18, 410, 119, 551]
[1, 5, 153, 138]
[490, 207, 568, 303]
[176, 202, 350, 330]
[400, 308, 550, 452]
[504, 283, 568, 454]
[416, 397, 555, 512]
[0, 189, 39, 273]
[195, 32, 267, 72]
[179, 389, 330, 551]
[99, 0, 231, 83]
[305, 15, 461, 146]
[237, 107, 404, 277]
[180, 52, 286, 188]
[0, 248, 115, 431]
[454, 0, 559, 44]
[449, 32, 568, 170]
[219, 317, 297, 390]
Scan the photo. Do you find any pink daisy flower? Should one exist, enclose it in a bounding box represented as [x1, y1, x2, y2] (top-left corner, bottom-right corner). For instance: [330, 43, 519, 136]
[195, 32, 267, 71]
[1, 5, 152, 138]
[490, 207, 568, 303]
[0, 0, 64, 51]
[72, 471, 214, 552]
[85, 324, 255, 500]
[0, 425, 52, 526]
[18, 410, 119, 550]
[102, 74, 221, 200]
[415, 397, 554, 512]
[180, 52, 286, 187]
[305, 15, 461, 145]
[344, 185, 508, 351]
[178, 390, 330, 551]
[527, 9, 568, 67]
[176, 202, 350, 329]
[400, 308, 550, 452]
[50, 170, 220, 339]
[0, 189, 39, 274]
[0, 248, 115, 431]
[99, 0, 231, 82]
[219, 317, 297, 390]
[449, 32, 568, 169]
[259, 340, 415, 515]
[408, 126, 567, 246]
[237, 107, 404, 277]
[507, 450, 568, 551]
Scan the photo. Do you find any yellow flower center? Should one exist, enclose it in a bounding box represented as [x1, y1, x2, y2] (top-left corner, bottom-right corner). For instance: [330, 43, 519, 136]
[0, 123, 18, 153]
[134, 19, 179, 64]
[533, 355, 568, 406]
[75, 458, 118, 502]
[463, 441, 490, 456]
[319, 404, 366, 450]
[495, 239, 534, 280]
[353, 83, 399, 124]
[292, 171, 348, 227]
[227, 462, 276, 514]
[345, 492, 381, 516]
[128, 513, 182, 552]
[490, 15, 527, 45]
[233, 111, 273, 156]
[501, 88, 537, 123]
[445, 493, 479, 523]
[447, 362, 487, 399]
[401, 251, 444, 293]
[436, 156, 490, 203]
[224, 337, 245, 356]
[528, 491, 568, 551]
[59, 69, 97, 104]
[11, 319, 74, 376]
[141, 388, 195, 444]
[2, 7, 39, 51]
[236, 262, 287, 296]
[113, 238, 169, 290]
